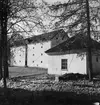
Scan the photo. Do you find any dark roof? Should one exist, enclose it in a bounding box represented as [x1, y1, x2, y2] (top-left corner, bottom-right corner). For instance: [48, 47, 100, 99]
[25, 29, 66, 43]
[11, 29, 67, 47]
[45, 35, 100, 54]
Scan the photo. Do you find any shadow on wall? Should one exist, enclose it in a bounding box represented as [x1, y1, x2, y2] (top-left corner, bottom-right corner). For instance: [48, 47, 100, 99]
[0, 87, 99, 105]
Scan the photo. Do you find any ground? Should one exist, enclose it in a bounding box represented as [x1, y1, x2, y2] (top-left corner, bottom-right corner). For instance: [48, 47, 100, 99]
[9, 67, 47, 77]
[0, 67, 100, 105]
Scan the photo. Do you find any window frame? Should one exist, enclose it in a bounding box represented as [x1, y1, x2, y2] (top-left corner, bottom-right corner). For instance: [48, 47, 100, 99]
[96, 56, 99, 62]
[61, 59, 68, 70]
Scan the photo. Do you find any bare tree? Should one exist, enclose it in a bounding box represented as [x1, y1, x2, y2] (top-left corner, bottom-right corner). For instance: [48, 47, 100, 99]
[7, 0, 49, 37]
[46, 0, 100, 81]
[0, 0, 48, 88]
[0, 0, 9, 88]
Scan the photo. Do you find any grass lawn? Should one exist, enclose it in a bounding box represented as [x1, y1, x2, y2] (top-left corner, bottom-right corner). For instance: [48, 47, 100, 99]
[0, 67, 100, 105]
[9, 66, 47, 78]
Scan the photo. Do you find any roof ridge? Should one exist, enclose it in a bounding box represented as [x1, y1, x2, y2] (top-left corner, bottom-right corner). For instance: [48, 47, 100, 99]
[10, 29, 68, 47]
[25, 29, 64, 40]
[45, 35, 100, 54]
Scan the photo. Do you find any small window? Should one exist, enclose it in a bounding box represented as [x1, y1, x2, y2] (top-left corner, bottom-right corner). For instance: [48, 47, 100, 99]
[33, 54, 34, 56]
[33, 47, 34, 49]
[19, 60, 21, 62]
[96, 57, 98, 62]
[61, 59, 67, 70]
[41, 61, 43, 63]
[41, 46, 43, 48]
[33, 61, 34, 63]
[62, 38, 64, 40]
[41, 53, 43, 56]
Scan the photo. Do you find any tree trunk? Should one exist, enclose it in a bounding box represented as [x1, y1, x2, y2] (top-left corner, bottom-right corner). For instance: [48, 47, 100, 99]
[7, 43, 11, 66]
[25, 44, 28, 67]
[0, 2, 3, 79]
[86, 0, 93, 81]
[1, 0, 9, 88]
[0, 38, 3, 79]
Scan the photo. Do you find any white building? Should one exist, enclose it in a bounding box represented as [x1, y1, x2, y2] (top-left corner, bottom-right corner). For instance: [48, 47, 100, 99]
[10, 29, 68, 68]
[45, 35, 100, 75]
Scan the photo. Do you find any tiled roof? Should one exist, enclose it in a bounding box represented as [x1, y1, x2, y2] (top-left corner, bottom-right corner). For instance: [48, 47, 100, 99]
[45, 35, 100, 54]
[11, 29, 68, 47]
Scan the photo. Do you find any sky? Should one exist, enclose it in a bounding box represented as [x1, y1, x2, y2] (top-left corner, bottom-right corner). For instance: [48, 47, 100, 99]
[44, 0, 67, 4]
[15, 0, 100, 38]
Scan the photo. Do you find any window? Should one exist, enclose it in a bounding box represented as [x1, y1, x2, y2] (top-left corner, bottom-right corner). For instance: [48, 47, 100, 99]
[41, 61, 43, 63]
[61, 59, 67, 70]
[41, 46, 43, 48]
[41, 53, 43, 56]
[96, 57, 98, 62]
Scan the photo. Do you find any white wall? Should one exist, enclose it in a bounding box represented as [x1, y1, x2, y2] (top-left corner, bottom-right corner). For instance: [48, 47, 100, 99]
[11, 41, 51, 68]
[48, 53, 87, 75]
[27, 41, 51, 68]
[10, 46, 25, 66]
[92, 54, 100, 74]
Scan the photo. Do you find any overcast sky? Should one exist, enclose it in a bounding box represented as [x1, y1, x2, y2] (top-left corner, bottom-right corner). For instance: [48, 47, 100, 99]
[44, 0, 67, 4]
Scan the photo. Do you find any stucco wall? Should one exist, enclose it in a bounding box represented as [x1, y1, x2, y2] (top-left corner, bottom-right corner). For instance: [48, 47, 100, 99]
[48, 53, 87, 75]
[27, 41, 51, 68]
[10, 46, 25, 66]
[11, 41, 51, 68]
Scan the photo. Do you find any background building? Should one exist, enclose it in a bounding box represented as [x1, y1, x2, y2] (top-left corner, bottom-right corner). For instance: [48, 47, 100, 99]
[10, 29, 68, 68]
